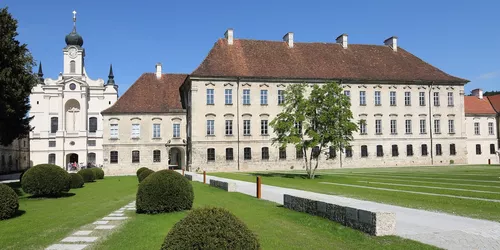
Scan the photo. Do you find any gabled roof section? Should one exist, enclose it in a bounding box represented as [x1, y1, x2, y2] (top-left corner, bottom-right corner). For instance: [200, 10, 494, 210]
[464, 96, 496, 115]
[192, 39, 468, 83]
[102, 73, 188, 114]
[486, 94, 500, 114]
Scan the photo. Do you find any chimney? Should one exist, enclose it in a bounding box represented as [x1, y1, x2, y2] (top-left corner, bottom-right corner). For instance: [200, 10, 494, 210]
[224, 28, 234, 45]
[336, 33, 348, 49]
[472, 88, 484, 99]
[283, 32, 294, 48]
[384, 36, 398, 52]
[155, 63, 162, 79]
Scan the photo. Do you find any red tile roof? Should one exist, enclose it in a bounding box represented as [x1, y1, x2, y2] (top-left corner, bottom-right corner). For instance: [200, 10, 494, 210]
[464, 96, 496, 115]
[192, 39, 468, 83]
[487, 94, 500, 114]
[102, 73, 187, 114]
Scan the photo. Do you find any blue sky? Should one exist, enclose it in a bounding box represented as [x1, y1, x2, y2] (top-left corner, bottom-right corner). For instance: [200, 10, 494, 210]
[2, 0, 499, 96]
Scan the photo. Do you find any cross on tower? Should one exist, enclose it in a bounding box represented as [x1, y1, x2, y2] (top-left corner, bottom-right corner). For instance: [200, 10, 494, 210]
[72, 10, 77, 27]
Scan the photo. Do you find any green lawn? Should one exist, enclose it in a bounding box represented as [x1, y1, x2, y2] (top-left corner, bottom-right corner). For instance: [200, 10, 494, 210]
[0, 176, 137, 250]
[211, 165, 500, 222]
[97, 182, 434, 250]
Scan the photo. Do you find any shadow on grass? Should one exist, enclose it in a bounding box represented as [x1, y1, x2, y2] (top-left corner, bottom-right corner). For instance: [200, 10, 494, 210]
[248, 172, 323, 179]
[27, 193, 76, 199]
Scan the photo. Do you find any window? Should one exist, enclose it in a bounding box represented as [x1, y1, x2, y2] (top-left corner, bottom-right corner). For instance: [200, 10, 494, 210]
[49, 141, 56, 147]
[87, 140, 96, 146]
[279, 147, 287, 159]
[131, 124, 140, 138]
[405, 120, 412, 134]
[153, 150, 161, 162]
[110, 151, 118, 163]
[88, 152, 96, 164]
[51, 117, 58, 133]
[392, 145, 399, 157]
[132, 150, 140, 163]
[375, 119, 382, 134]
[293, 147, 302, 159]
[407, 145, 413, 156]
[359, 91, 366, 105]
[404, 92, 411, 106]
[447, 92, 454, 106]
[436, 144, 442, 156]
[489, 122, 494, 135]
[360, 120, 367, 134]
[110, 124, 118, 138]
[312, 146, 320, 158]
[448, 120, 455, 134]
[261, 120, 268, 135]
[390, 120, 397, 135]
[70, 60, 75, 73]
[329, 146, 336, 159]
[419, 92, 426, 106]
[433, 92, 440, 106]
[421, 144, 428, 156]
[243, 120, 251, 135]
[226, 148, 234, 160]
[450, 144, 456, 155]
[206, 120, 215, 135]
[153, 124, 161, 138]
[376, 145, 383, 157]
[244, 147, 252, 160]
[420, 119, 426, 134]
[278, 90, 285, 105]
[434, 120, 441, 134]
[344, 90, 351, 100]
[361, 145, 368, 157]
[48, 154, 56, 165]
[243, 89, 250, 105]
[490, 144, 496, 154]
[207, 148, 215, 161]
[225, 120, 233, 135]
[260, 147, 269, 160]
[89, 117, 97, 132]
[173, 124, 180, 138]
[260, 90, 268, 105]
[374, 91, 381, 106]
[345, 147, 353, 158]
[475, 144, 481, 155]
[294, 121, 302, 135]
[206, 89, 214, 105]
[390, 91, 396, 106]
[225, 89, 232, 105]
[474, 122, 480, 135]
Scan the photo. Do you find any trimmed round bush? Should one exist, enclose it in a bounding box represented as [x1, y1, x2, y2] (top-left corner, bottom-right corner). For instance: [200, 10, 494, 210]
[21, 164, 70, 197]
[136, 167, 149, 177]
[138, 169, 154, 183]
[91, 168, 105, 180]
[0, 184, 19, 220]
[69, 173, 84, 188]
[78, 168, 96, 183]
[136, 170, 193, 214]
[161, 207, 260, 250]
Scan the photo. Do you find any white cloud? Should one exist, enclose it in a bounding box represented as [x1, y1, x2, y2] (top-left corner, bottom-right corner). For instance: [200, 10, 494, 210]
[478, 71, 499, 80]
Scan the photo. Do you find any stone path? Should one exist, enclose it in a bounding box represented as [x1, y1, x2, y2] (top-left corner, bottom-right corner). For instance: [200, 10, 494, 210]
[45, 201, 135, 250]
[184, 171, 500, 250]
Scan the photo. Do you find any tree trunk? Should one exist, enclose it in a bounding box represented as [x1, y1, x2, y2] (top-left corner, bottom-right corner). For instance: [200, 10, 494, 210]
[339, 147, 343, 168]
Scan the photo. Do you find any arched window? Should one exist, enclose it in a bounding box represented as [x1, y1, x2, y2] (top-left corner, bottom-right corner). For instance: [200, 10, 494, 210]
[87, 153, 96, 165]
[89, 117, 97, 132]
[70, 60, 76, 73]
[48, 154, 56, 165]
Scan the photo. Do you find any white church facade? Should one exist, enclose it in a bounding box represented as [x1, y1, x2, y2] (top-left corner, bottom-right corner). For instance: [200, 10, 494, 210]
[29, 12, 118, 169]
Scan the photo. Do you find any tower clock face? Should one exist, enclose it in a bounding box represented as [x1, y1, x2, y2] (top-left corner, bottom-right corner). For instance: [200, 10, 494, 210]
[68, 47, 77, 59]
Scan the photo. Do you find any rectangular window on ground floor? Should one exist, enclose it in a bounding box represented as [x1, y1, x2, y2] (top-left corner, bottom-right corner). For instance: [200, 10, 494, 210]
[476, 144, 482, 155]
[207, 148, 215, 161]
[296, 147, 303, 159]
[262, 147, 269, 160]
[450, 144, 456, 155]
[421, 144, 428, 156]
[153, 150, 161, 162]
[329, 146, 336, 159]
[226, 148, 234, 160]
[392, 145, 399, 157]
[436, 144, 442, 156]
[406, 145, 413, 156]
[279, 147, 286, 160]
[110, 151, 118, 163]
[312, 146, 320, 159]
[345, 147, 353, 158]
[244, 147, 252, 160]
[376, 145, 383, 157]
[48, 153, 56, 165]
[132, 150, 140, 163]
[361, 145, 368, 157]
[491, 144, 496, 155]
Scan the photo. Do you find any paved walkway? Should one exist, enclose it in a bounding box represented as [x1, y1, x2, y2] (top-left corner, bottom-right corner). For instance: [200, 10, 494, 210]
[186, 171, 500, 250]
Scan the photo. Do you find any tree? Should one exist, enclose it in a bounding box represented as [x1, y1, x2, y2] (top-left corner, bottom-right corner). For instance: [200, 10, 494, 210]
[270, 82, 358, 179]
[483, 91, 500, 97]
[0, 7, 37, 146]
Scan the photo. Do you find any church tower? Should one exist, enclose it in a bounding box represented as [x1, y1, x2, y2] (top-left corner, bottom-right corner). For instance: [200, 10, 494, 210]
[63, 10, 84, 77]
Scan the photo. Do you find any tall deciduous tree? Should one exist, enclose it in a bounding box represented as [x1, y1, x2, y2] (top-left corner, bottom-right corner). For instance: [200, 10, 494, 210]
[270, 82, 358, 179]
[0, 7, 37, 145]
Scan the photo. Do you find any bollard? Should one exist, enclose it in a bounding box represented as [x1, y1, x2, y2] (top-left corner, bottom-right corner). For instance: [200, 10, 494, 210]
[489, 159, 491, 165]
[256, 176, 262, 199]
[203, 171, 206, 184]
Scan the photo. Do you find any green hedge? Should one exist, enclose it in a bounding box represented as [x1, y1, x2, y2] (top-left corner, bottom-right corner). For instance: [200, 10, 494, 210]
[21, 164, 70, 197]
[91, 168, 105, 179]
[136, 167, 150, 177]
[138, 169, 154, 183]
[136, 170, 193, 214]
[78, 168, 96, 183]
[69, 173, 84, 188]
[161, 207, 260, 250]
[0, 184, 19, 220]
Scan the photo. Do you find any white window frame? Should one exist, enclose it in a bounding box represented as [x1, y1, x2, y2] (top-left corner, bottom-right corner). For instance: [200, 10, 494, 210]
[433, 92, 440, 106]
[404, 92, 411, 106]
[153, 123, 161, 138]
[474, 122, 480, 135]
[489, 122, 494, 135]
[173, 124, 180, 138]
[131, 124, 140, 138]
[110, 124, 119, 138]
[261, 120, 268, 135]
[359, 91, 366, 106]
[419, 92, 426, 106]
[447, 92, 454, 106]
[206, 120, 215, 135]
[278, 90, 285, 105]
[390, 119, 397, 134]
[405, 119, 412, 134]
[375, 119, 382, 134]
[374, 91, 381, 106]
[344, 90, 351, 99]
[225, 89, 232, 105]
[225, 120, 233, 135]
[390, 91, 396, 106]
[448, 120, 455, 134]
[360, 120, 367, 134]
[434, 119, 441, 134]
[243, 89, 250, 105]
[206, 89, 214, 105]
[420, 119, 426, 134]
[260, 90, 268, 105]
[243, 120, 251, 135]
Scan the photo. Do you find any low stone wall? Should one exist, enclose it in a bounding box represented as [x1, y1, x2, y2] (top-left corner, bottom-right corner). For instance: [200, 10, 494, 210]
[185, 174, 193, 181]
[283, 194, 395, 236]
[209, 179, 236, 192]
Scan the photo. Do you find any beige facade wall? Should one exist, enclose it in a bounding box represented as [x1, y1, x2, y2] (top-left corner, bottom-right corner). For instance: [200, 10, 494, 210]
[188, 79, 468, 172]
[102, 113, 187, 175]
[465, 114, 499, 164]
[0, 137, 30, 174]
